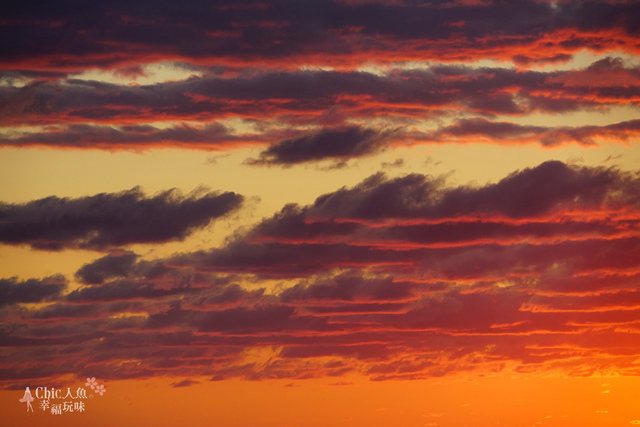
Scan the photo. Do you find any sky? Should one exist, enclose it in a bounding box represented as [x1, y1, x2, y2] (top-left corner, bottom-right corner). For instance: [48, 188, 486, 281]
[1, 0, 640, 425]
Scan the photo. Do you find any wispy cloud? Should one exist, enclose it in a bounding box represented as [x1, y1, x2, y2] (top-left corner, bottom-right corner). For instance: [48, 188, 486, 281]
[0, 187, 243, 250]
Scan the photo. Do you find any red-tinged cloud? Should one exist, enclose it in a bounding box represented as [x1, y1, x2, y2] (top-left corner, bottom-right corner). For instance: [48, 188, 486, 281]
[524, 289, 640, 313]
[294, 161, 639, 220]
[3, 1, 640, 388]
[28, 302, 141, 320]
[0, 0, 638, 71]
[410, 117, 640, 147]
[279, 272, 419, 302]
[259, 218, 631, 248]
[1, 58, 639, 160]
[2, 59, 639, 129]
[0, 187, 243, 250]
[2, 163, 640, 385]
[3, 117, 639, 153]
[190, 237, 640, 282]
[65, 281, 202, 303]
[535, 271, 640, 295]
[0, 276, 66, 307]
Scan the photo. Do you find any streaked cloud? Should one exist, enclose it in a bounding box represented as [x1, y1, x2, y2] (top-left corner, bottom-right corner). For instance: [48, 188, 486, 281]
[0, 187, 243, 250]
[2, 161, 640, 384]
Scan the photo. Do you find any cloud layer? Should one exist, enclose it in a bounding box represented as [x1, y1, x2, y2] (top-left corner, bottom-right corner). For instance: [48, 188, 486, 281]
[2, 161, 640, 385]
[1, 0, 639, 70]
[1, 8, 638, 156]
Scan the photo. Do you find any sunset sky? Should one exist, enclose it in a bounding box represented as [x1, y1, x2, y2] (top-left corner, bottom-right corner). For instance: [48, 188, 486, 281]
[1, 0, 640, 425]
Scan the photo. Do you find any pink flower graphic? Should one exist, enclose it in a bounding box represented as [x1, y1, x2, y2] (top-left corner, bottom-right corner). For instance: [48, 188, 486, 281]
[94, 384, 106, 396]
[85, 377, 97, 390]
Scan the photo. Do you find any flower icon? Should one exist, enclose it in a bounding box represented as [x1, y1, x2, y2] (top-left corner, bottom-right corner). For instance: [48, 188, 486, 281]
[94, 384, 106, 396]
[85, 377, 98, 390]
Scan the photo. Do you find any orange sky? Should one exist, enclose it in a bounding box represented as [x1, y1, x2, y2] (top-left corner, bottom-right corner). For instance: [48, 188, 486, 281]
[4, 375, 640, 426]
[1, 1, 640, 425]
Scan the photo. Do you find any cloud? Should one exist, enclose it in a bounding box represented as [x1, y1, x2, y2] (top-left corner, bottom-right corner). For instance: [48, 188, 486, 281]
[0, 187, 243, 250]
[280, 272, 417, 302]
[2, 161, 640, 385]
[414, 117, 640, 147]
[4, 271, 640, 382]
[302, 161, 638, 220]
[3, 0, 640, 391]
[184, 240, 403, 277]
[29, 303, 107, 320]
[65, 280, 196, 303]
[0, 122, 263, 149]
[2, 59, 639, 133]
[76, 252, 140, 284]
[0, 276, 66, 306]
[157, 161, 640, 280]
[246, 126, 394, 165]
[193, 304, 299, 333]
[0, 1, 638, 71]
[170, 379, 200, 388]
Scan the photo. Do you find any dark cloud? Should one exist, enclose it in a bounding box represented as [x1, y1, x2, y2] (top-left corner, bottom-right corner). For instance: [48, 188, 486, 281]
[0, 69, 69, 84]
[188, 235, 640, 282]
[5, 271, 640, 382]
[535, 271, 640, 294]
[0, 122, 257, 149]
[65, 280, 196, 302]
[367, 219, 624, 246]
[0, 122, 268, 149]
[187, 240, 402, 277]
[398, 289, 527, 331]
[0, 0, 638, 70]
[246, 126, 393, 165]
[170, 379, 200, 388]
[24, 301, 150, 323]
[29, 303, 104, 320]
[252, 204, 360, 241]
[2, 60, 639, 131]
[119, 161, 637, 281]
[434, 118, 551, 141]
[0, 276, 66, 306]
[0, 187, 243, 250]
[148, 161, 640, 282]
[304, 161, 638, 219]
[76, 252, 139, 284]
[144, 299, 332, 334]
[280, 272, 416, 302]
[189, 283, 266, 307]
[257, 216, 627, 248]
[194, 304, 298, 333]
[2, 161, 640, 385]
[416, 117, 640, 147]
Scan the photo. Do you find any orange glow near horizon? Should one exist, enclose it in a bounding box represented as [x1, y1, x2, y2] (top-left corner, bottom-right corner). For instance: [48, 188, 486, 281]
[5, 374, 640, 426]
